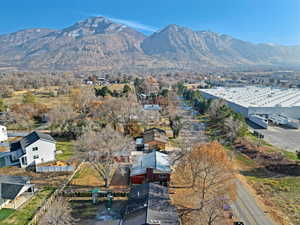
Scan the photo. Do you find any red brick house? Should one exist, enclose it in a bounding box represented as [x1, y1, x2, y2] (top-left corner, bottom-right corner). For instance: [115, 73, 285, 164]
[130, 151, 171, 185]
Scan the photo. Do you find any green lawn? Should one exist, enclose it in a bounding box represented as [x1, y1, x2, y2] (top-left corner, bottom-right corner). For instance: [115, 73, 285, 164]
[235, 151, 257, 167]
[56, 141, 74, 161]
[0, 209, 15, 221]
[0, 187, 55, 225]
[280, 150, 298, 161]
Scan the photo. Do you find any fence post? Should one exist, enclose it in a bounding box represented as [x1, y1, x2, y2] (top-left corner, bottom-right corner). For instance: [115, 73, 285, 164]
[27, 162, 84, 225]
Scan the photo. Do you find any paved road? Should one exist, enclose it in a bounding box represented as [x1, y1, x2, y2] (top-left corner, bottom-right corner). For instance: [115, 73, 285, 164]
[231, 180, 276, 225]
[178, 98, 276, 225]
[253, 126, 300, 153]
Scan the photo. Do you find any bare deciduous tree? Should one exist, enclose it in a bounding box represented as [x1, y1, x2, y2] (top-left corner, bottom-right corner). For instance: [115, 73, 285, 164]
[75, 126, 132, 187]
[98, 95, 145, 133]
[206, 99, 227, 121]
[70, 87, 96, 115]
[171, 137, 194, 165]
[39, 197, 76, 225]
[224, 116, 247, 142]
[48, 103, 78, 127]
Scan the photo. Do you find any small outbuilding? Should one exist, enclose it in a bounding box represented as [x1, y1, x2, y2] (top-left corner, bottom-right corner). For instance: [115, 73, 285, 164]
[143, 104, 161, 111]
[143, 128, 168, 151]
[0, 175, 34, 209]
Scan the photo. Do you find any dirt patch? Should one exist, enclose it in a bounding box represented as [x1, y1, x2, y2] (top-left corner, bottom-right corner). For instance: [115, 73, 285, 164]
[70, 199, 127, 225]
[0, 167, 70, 188]
[110, 167, 129, 189]
[234, 139, 300, 176]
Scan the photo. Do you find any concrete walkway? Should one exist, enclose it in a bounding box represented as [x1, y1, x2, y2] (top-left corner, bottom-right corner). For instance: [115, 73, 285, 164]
[5, 193, 34, 209]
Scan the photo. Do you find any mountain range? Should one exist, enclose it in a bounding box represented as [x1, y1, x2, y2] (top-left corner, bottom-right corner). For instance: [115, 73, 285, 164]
[0, 16, 300, 72]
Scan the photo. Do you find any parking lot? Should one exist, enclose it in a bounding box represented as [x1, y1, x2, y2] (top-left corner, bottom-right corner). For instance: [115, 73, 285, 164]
[254, 126, 300, 153]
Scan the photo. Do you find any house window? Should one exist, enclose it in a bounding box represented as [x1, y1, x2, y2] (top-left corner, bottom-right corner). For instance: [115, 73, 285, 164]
[32, 147, 38, 151]
[21, 157, 27, 165]
[159, 174, 167, 179]
[33, 155, 39, 159]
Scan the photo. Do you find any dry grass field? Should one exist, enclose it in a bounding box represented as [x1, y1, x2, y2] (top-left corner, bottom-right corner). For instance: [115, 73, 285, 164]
[3, 87, 72, 108]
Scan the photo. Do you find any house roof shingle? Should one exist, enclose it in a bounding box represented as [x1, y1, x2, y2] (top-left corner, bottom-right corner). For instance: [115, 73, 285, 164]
[131, 151, 171, 176]
[0, 175, 30, 184]
[1, 183, 24, 199]
[123, 183, 180, 225]
[143, 128, 168, 145]
[0, 175, 31, 200]
[10, 131, 55, 152]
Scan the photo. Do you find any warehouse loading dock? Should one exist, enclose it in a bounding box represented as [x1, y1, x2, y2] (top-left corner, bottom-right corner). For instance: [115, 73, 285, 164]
[200, 86, 300, 129]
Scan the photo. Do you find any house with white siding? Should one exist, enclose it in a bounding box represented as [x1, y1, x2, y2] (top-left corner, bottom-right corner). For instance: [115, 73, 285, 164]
[0, 131, 56, 168]
[0, 125, 8, 142]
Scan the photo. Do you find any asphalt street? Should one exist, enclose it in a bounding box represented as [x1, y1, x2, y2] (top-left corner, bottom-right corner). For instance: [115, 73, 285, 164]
[178, 99, 276, 225]
[231, 180, 276, 225]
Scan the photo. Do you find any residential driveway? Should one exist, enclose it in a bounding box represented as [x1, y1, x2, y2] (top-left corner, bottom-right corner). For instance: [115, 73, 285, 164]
[254, 126, 300, 152]
[231, 180, 276, 225]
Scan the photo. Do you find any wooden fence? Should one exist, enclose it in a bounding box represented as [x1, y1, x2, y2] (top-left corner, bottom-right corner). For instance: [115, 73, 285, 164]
[27, 162, 84, 225]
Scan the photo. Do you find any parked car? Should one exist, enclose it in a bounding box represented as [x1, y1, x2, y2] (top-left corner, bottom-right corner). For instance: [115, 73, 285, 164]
[233, 222, 245, 225]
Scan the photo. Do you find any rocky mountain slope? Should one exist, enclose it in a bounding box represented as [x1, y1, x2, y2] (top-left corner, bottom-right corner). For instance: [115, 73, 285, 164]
[142, 24, 300, 66]
[0, 17, 299, 72]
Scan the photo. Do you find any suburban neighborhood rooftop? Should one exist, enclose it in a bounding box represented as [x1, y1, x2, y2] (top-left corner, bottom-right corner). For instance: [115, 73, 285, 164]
[10, 131, 55, 151]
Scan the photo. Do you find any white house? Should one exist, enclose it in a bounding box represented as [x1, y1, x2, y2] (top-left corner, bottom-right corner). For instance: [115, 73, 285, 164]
[0, 125, 8, 142]
[11, 131, 56, 168]
[0, 131, 56, 168]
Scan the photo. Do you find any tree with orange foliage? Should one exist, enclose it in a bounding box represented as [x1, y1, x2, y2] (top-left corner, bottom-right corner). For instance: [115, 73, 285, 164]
[171, 142, 236, 225]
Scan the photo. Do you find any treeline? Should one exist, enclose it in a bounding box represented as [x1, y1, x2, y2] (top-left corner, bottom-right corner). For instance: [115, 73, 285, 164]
[179, 84, 247, 144]
[95, 85, 132, 97]
[0, 72, 80, 97]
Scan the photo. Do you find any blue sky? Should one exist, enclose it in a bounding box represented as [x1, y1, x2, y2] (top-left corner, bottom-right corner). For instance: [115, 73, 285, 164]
[1, 0, 299, 45]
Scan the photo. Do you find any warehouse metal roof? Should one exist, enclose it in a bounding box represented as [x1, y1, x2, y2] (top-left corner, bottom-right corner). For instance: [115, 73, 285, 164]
[200, 86, 300, 108]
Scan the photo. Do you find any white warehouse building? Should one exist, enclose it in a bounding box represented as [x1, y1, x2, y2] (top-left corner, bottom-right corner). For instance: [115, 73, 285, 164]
[200, 86, 300, 120]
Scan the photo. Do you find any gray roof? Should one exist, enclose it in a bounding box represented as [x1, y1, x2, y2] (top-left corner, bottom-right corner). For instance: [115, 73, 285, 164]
[144, 104, 161, 111]
[0, 175, 30, 184]
[123, 183, 180, 225]
[10, 131, 55, 151]
[94, 221, 120, 225]
[135, 138, 144, 145]
[131, 151, 171, 176]
[0, 175, 31, 200]
[143, 128, 168, 145]
[1, 183, 24, 199]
